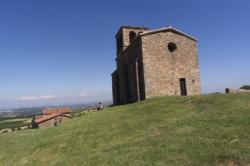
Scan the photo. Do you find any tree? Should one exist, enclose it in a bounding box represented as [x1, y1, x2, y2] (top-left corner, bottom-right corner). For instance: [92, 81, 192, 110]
[240, 85, 250, 90]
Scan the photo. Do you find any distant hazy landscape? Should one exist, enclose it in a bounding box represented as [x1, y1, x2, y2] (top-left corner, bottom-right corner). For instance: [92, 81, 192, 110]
[0, 101, 112, 116]
[0, 101, 111, 132]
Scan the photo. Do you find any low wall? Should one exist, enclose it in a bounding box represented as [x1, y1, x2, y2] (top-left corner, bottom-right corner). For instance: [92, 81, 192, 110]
[225, 88, 250, 94]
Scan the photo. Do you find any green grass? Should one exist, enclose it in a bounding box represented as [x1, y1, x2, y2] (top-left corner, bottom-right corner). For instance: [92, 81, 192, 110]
[0, 118, 31, 130]
[0, 94, 250, 166]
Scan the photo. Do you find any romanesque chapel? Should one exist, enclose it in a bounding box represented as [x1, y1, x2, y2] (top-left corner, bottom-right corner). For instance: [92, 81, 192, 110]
[112, 26, 201, 105]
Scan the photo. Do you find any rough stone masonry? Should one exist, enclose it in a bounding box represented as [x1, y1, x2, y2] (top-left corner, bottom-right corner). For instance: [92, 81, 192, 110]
[112, 26, 201, 105]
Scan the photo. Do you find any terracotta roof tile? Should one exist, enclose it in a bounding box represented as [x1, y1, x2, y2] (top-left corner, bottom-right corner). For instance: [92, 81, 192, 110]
[34, 113, 61, 124]
[33, 107, 72, 124]
[42, 107, 72, 115]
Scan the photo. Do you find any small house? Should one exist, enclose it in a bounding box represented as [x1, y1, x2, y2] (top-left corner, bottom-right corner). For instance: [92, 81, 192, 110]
[32, 107, 72, 129]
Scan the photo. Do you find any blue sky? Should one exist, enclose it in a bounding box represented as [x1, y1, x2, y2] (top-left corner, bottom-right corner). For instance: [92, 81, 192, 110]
[0, 0, 249, 107]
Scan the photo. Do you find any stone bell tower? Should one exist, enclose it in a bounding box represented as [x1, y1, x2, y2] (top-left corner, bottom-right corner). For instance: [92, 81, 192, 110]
[115, 26, 149, 56]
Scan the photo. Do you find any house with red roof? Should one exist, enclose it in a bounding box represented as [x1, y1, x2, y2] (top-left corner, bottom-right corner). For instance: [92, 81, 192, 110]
[32, 107, 72, 129]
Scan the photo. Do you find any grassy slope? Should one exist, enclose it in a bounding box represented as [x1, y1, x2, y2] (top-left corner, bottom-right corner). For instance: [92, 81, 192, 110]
[0, 94, 250, 166]
[0, 118, 31, 130]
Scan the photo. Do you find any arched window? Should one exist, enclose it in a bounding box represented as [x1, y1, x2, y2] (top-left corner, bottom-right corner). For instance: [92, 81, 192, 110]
[129, 31, 137, 43]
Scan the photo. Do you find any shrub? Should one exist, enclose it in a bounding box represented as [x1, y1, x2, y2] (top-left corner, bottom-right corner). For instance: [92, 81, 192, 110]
[240, 85, 250, 90]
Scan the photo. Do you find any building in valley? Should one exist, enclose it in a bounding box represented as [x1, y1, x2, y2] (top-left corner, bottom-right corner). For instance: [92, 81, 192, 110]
[32, 107, 72, 129]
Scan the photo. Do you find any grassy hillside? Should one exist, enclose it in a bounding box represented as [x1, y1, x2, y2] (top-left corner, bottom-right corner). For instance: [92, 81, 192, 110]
[0, 118, 31, 130]
[0, 94, 250, 166]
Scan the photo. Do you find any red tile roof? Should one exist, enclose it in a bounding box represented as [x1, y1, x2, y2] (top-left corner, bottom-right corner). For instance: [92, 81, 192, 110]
[34, 113, 61, 124]
[42, 107, 72, 115]
[34, 107, 72, 124]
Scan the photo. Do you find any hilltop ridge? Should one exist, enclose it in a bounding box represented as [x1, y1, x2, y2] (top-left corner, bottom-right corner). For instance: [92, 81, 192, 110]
[0, 93, 250, 166]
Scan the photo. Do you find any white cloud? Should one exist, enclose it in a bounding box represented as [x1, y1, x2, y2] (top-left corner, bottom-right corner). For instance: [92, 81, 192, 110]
[18, 95, 57, 101]
[79, 93, 88, 97]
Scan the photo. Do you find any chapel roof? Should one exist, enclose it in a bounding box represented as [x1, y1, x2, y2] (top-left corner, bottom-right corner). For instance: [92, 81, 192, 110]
[140, 26, 197, 42]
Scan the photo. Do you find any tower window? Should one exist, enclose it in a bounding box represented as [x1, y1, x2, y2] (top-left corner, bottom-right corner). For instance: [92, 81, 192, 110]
[129, 31, 137, 43]
[168, 42, 177, 52]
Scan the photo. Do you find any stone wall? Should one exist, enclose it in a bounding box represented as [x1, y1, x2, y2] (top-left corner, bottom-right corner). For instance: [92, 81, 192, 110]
[225, 88, 250, 94]
[38, 115, 70, 129]
[111, 71, 119, 104]
[115, 37, 143, 104]
[38, 118, 55, 128]
[121, 28, 149, 52]
[141, 31, 201, 98]
[115, 26, 149, 56]
[112, 26, 202, 105]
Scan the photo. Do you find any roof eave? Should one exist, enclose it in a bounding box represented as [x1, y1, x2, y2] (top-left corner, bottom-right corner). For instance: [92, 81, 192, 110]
[140, 26, 197, 42]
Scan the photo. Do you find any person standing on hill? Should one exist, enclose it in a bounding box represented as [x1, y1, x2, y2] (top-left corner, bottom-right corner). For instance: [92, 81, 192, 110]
[97, 102, 103, 111]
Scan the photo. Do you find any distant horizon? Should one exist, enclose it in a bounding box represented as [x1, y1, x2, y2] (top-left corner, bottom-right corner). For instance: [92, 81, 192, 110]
[0, 89, 243, 109]
[0, 98, 113, 110]
[1, 0, 249, 107]
[0, 86, 246, 108]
